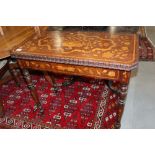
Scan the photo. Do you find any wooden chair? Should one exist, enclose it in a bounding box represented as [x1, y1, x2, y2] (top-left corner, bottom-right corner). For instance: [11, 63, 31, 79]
[0, 26, 42, 117]
[0, 26, 56, 117]
[0, 56, 19, 117]
[0, 26, 4, 36]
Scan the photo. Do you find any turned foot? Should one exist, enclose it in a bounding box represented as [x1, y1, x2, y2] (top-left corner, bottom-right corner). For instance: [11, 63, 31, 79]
[115, 83, 129, 129]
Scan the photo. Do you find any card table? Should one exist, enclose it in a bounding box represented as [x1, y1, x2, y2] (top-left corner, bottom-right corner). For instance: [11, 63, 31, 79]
[11, 30, 139, 128]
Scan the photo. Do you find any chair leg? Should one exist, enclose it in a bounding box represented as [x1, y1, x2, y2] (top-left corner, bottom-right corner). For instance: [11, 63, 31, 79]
[0, 102, 4, 117]
[0, 75, 13, 86]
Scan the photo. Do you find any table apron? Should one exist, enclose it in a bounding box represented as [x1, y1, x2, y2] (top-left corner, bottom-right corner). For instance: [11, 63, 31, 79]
[17, 59, 131, 83]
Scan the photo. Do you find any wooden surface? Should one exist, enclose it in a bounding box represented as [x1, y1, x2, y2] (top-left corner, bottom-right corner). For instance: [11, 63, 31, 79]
[18, 59, 131, 83]
[0, 50, 10, 59]
[12, 31, 139, 71]
[9, 27, 139, 128]
[0, 26, 47, 59]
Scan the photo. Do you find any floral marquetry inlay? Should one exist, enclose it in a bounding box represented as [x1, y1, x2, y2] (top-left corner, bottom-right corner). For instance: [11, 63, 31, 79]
[18, 60, 122, 81]
[12, 31, 139, 71]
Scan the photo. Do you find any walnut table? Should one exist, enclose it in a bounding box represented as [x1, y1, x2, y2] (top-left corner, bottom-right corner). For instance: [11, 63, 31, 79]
[11, 31, 139, 128]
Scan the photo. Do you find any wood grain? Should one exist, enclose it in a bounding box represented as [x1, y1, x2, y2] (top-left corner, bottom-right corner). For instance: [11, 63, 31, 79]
[0, 26, 47, 56]
[12, 31, 139, 71]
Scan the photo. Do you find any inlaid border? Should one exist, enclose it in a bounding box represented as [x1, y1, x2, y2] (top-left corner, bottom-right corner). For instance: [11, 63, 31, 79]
[11, 53, 138, 71]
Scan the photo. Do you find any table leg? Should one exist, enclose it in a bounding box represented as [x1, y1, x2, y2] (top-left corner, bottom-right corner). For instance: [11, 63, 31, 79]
[22, 69, 42, 112]
[44, 71, 56, 86]
[115, 82, 129, 129]
[9, 60, 20, 86]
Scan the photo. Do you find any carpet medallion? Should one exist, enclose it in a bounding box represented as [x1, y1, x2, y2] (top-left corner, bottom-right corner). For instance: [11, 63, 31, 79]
[0, 74, 118, 129]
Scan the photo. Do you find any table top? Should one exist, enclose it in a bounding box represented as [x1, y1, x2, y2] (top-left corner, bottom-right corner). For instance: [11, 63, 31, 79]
[11, 30, 139, 71]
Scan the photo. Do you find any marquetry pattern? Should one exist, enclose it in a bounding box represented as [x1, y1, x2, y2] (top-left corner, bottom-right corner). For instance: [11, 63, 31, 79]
[12, 31, 139, 71]
[17, 60, 130, 83]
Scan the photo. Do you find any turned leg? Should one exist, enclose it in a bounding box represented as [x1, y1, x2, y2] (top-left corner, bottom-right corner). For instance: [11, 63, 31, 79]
[43, 71, 58, 93]
[8, 60, 20, 86]
[43, 71, 56, 86]
[115, 82, 129, 129]
[0, 101, 4, 117]
[22, 69, 42, 112]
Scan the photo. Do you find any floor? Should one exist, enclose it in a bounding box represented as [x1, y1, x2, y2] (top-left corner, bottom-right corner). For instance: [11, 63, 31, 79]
[121, 26, 155, 129]
[121, 62, 155, 129]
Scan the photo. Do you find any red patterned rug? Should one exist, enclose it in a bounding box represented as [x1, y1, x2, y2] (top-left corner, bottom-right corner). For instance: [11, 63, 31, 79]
[139, 36, 155, 61]
[0, 74, 118, 129]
